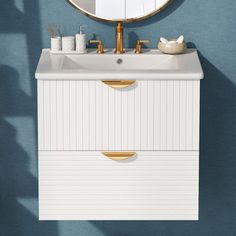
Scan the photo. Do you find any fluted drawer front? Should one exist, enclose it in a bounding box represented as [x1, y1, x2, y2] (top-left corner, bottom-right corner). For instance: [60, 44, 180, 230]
[37, 80, 200, 151]
[39, 151, 199, 220]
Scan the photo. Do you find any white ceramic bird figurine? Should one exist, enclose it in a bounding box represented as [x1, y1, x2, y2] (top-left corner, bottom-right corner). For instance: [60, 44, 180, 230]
[176, 35, 184, 44]
[160, 35, 184, 44]
[160, 37, 169, 44]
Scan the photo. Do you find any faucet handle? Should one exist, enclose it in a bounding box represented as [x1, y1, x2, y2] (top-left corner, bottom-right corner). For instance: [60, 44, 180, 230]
[89, 39, 104, 54]
[134, 40, 150, 54]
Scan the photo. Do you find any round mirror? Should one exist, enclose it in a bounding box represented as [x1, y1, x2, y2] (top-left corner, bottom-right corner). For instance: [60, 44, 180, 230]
[68, 0, 172, 23]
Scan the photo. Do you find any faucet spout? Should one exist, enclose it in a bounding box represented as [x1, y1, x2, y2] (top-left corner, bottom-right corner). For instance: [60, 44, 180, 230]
[115, 22, 125, 54]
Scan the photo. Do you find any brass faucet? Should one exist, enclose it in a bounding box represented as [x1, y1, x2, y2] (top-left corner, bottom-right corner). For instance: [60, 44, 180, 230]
[134, 40, 150, 54]
[115, 22, 124, 54]
[89, 40, 104, 54]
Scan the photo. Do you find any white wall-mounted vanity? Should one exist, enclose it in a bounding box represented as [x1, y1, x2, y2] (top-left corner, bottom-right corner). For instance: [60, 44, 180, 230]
[36, 49, 203, 220]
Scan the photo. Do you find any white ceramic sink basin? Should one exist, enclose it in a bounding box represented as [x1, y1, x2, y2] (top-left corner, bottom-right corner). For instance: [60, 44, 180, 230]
[35, 49, 203, 80]
[61, 53, 178, 71]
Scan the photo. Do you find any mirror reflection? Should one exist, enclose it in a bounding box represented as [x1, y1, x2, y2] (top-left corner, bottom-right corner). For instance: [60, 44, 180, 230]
[70, 0, 170, 21]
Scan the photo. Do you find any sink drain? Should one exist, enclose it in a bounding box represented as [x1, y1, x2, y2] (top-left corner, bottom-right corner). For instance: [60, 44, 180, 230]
[116, 58, 123, 64]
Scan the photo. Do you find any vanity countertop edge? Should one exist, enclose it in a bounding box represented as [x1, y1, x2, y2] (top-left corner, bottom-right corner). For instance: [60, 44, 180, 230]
[35, 48, 204, 80]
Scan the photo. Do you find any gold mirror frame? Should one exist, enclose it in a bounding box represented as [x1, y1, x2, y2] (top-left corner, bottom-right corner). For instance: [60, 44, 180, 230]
[67, 0, 172, 23]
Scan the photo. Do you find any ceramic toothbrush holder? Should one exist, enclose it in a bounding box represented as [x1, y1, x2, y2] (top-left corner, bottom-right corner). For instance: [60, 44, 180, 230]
[51, 37, 62, 52]
[62, 36, 75, 51]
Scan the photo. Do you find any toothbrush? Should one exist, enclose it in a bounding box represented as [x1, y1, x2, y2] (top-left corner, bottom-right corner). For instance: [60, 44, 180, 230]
[57, 26, 64, 37]
[48, 24, 57, 38]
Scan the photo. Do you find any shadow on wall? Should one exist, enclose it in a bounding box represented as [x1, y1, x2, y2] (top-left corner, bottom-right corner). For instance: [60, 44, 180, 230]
[1, 1, 236, 235]
[0, 66, 58, 235]
[90, 55, 236, 235]
[0, 1, 58, 236]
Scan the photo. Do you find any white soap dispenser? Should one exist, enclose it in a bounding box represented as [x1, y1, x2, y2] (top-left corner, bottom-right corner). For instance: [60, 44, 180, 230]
[76, 25, 87, 53]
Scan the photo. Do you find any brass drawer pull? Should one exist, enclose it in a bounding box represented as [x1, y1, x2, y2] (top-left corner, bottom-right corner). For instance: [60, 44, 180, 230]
[102, 80, 135, 88]
[102, 152, 136, 160]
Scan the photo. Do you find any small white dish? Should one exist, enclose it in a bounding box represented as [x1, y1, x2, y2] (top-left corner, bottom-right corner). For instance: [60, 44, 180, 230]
[158, 39, 186, 55]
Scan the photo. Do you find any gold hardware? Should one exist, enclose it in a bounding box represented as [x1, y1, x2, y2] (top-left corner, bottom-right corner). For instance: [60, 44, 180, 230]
[134, 40, 150, 54]
[67, 0, 172, 24]
[102, 80, 136, 88]
[115, 22, 125, 54]
[89, 39, 104, 54]
[102, 152, 136, 160]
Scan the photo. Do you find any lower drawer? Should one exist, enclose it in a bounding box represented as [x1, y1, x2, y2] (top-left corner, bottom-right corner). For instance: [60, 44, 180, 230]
[39, 151, 199, 220]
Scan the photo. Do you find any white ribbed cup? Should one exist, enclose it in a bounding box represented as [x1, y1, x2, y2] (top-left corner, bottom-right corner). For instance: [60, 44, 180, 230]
[62, 36, 75, 51]
[51, 37, 62, 51]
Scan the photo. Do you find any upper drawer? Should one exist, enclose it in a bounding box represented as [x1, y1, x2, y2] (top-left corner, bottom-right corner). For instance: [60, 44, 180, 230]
[37, 80, 200, 151]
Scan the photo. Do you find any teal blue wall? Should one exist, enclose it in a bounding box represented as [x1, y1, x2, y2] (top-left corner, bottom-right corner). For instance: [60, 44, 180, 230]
[0, 0, 236, 235]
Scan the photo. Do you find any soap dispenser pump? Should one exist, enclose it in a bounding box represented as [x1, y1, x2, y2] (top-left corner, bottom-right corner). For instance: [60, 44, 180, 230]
[76, 25, 87, 53]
